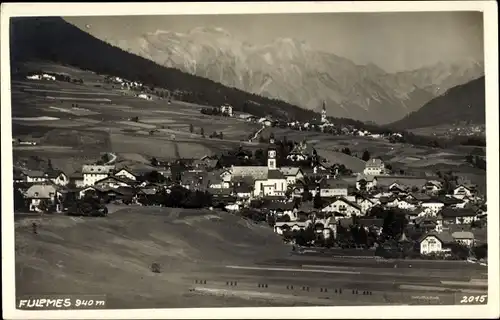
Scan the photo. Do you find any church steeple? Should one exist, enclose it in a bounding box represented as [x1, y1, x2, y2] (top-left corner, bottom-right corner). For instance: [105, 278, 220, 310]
[321, 101, 327, 123]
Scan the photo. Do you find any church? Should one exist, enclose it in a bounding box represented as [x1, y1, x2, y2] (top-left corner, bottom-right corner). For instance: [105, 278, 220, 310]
[220, 148, 303, 198]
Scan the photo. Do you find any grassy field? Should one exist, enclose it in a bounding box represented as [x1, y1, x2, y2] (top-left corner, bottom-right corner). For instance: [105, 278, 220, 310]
[14, 206, 291, 308]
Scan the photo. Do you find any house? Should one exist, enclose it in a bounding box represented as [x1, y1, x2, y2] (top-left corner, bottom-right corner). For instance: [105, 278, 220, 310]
[24, 184, 60, 212]
[355, 174, 378, 191]
[438, 208, 477, 225]
[180, 170, 209, 191]
[388, 182, 409, 195]
[25, 170, 49, 183]
[421, 199, 445, 216]
[375, 176, 427, 192]
[419, 232, 455, 255]
[353, 195, 376, 214]
[286, 141, 316, 162]
[279, 167, 305, 186]
[234, 181, 253, 199]
[206, 170, 225, 189]
[363, 158, 386, 176]
[452, 231, 475, 247]
[273, 221, 308, 235]
[319, 179, 348, 198]
[114, 168, 138, 181]
[78, 186, 100, 199]
[358, 218, 384, 235]
[424, 180, 443, 194]
[47, 170, 69, 186]
[395, 198, 418, 211]
[104, 186, 138, 203]
[191, 157, 218, 171]
[94, 176, 135, 190]
[453, 184, 476, 200]
[82, 165, 115, 186]
[321, 197, 362, 217]
[219, 104, 233, 117]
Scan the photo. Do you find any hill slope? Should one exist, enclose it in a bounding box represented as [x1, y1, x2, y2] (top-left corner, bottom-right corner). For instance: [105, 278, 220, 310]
[15, 207, 290, 308]
[66, 19, 484, 124]
[389, 76, 485, 129]
[9, 17, 317, 122]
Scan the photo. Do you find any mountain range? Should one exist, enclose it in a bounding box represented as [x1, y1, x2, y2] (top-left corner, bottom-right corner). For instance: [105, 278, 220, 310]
[389, 76, 485, 129]
[70, 23, 485, 124]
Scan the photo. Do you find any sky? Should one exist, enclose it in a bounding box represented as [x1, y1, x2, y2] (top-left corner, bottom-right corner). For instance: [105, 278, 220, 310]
[66, 11, 484, 73]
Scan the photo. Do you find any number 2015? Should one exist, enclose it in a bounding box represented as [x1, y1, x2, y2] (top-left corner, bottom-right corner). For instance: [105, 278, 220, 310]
[460, 295, 487, 303]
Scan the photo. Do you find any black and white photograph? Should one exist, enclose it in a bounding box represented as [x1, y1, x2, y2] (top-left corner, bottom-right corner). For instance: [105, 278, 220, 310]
[1, 2, 498, 319]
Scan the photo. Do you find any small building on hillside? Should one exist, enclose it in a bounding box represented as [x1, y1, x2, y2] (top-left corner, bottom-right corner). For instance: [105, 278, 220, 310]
[219, 104, 233, 117]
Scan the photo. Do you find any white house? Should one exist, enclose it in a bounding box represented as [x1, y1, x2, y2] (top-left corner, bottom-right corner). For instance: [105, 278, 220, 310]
[321, 198, 362, 217]
[114, 168, 138, 181]
[452, 231, 475, 247]
[363, 158, 386, 176]
[419, 233, 454, 255]
[24, 184, 59, 212]
[138, 93, 152, 100]
[94, 176, 133, 190]
[421, 200, 445, 216]
[26, 74, 42, 80]
[453, 184, 476, 200]
[395, 199, 418, 211]
[49, 171, 69, 186]
[42, 74, 56, 81]
[82, 164, 115, 186]
[219, 104, 233, 117]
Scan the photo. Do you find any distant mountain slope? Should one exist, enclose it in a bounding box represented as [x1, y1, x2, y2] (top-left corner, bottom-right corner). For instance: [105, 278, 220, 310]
[9, 17, 317, 121]
[389, 77, 485, 129]
[66, 19, 484, 124]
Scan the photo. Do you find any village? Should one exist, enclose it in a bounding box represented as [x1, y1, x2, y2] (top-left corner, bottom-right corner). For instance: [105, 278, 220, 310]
[12, 98, 488, 263]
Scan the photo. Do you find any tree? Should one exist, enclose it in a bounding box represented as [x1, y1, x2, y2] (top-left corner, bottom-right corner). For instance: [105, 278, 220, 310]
[219, 132, 223, 140]
[313, 192, 322, 209]
[47, 159, 54, 170]
[341, 147, 351, 156]
[14, 188, 26, 212]
[189, 123, 194, 133]
[151, 157, 159, 167]
[200, 127, 205, 137]
[361, 150, 371, 161]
